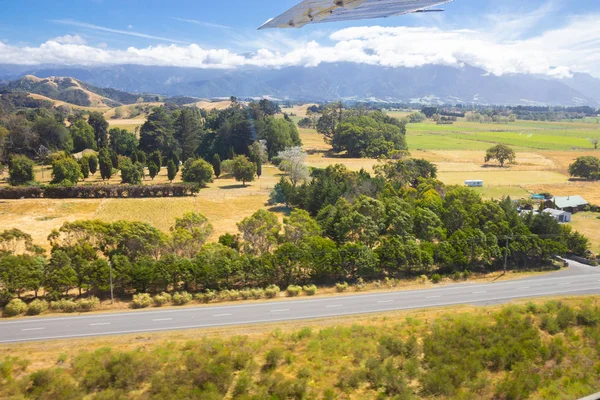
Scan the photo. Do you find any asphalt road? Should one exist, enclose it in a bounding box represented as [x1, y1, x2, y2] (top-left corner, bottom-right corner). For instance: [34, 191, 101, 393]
[0, 261, 598, 344]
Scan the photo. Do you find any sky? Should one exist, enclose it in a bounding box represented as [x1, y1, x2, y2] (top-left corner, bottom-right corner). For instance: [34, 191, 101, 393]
[0, 0, 599, 78]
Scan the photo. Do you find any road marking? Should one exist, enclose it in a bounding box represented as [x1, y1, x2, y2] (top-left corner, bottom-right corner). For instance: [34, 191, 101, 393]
[519, 287, 530, 289]
[326, 305, 343, 308]
[473, 291, 487, 294]
[558, 283, 571, 286]
[378, 300, 394, 304]
[22, 327, 45, 331]
[426, 296, 441, 299]
[270, 309, 290, 313]
[213, 313, 232, 317]
[2, 287, 599, 344]
[89, 323, 111, 326]
[152, 318, 173, 322]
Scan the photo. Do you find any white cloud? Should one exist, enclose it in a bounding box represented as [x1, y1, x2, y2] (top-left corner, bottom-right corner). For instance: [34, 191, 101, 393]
[1, 13, 599, 78]
[51, 34, 87, 45]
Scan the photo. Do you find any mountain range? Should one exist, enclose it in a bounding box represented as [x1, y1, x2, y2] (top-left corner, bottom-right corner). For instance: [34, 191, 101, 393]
[1, 63, 599, 106]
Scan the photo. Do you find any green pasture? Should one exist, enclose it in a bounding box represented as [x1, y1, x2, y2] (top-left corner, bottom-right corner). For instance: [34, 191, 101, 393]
[405, 119, 600, 151]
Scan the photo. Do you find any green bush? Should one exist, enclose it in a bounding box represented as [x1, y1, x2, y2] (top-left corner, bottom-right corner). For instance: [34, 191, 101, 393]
[303, 285, 318, 296]
[77, 297, 100, 312]
[431, 274, 442, 284]
[195, 290, 217, 303]
[263, 348, 285, 371]
[50, 299, 78, 313]
[153, 292, 172, 307]
[354, 278, 367, 291]
[219, 290, 240, 301]
[265, 285, 280, 299]
[286, 285, 302, 297]
[132, 293, 152, 309]
[540, 314, 560, 334]
[336, 282, 349, 292]
[240, 289, 253, 300]
[27, 299, 49, 316]
[0, 290, 13, 307]
[4, 299, 27, 317]
[418, 275, 429, 284]
[556, 306, 576, 330]
[172, 292, 193, 306]
[462, 270, 473, 280]
[250, 288, 265, 299]
[451, 271, 462, 281]
[576, 306, 600, 326]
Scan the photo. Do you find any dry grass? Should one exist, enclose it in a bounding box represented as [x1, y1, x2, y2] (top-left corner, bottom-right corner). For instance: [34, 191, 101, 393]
[3, 294, 597, 374]
[193, 100, 232, 110]
[570, 212, 600, 254]
[437, 170, 567, 186]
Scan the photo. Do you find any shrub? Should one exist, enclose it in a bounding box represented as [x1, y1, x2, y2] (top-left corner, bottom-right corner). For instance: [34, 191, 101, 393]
[462, 270, 473, 280]
[27, 299, 49, 316]
[0, 290, 13, 307]
[452, 271, 462, 281]
[265, 285, 280, 299]
[132, 293, 152, 309]
[418, 275, 429, 284]
[556, 306, 576, 330]
[240, 289, 253, 300]
[263, 348, 285, 371]
[385, 277, 398, 288]
[4, 299, 28, 317]
[336, 282, 349, 292]
[153, 292, 172, 307]
[195, 290, 217, 303]
[76, 297, 100, 312]
[431, 274, 442, 284]
[354, 278, 367, 291]
[172, 292, 193, 306]
[50, 299, 78, 313]
[303, 285, 318, 296]
[219, 290, 240, 302]
[286, 285, 302, 297]
[576, 306, 600, 326]
[541, 314, 560, 334]
[250, 288, 265, 299]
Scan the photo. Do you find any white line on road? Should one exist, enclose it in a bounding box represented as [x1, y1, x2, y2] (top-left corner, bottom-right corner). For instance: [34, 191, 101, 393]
[519, 287, 530, 289]
[326, 305, 343, 308]
[426, 296, 441, 299]
[152, 318, 173, 322]
[378, 300, 394, 304]
[270, 309, 290, 313]
[473, 291, 487, 294]
[213, 314, 232, 317]
[22, 327, 45, 331]
[89, 323, 111, 326]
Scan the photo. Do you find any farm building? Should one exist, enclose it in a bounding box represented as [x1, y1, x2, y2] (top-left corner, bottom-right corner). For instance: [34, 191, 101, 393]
[545, 195, 588, 214]
[465, 180, 483, 187]
[543, 208, 572, 223]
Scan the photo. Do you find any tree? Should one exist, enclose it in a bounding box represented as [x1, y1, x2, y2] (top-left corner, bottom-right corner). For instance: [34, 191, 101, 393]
[88, 112, 109, 148]
[212, 154, 221, 178]
[181, 158, 213, 186]
[590, 138, 599, 150]
[170, 212, 213, 258]
[174, 108, 203, 161]
[8, 155, 35, 186]
[109, 128, 138, 156]
[232, 155, 256, 186]
[147, 161, 159, 180]
[485, 144, 516, 167]
[120, 159, 144, 184]
[88, 154, 98, 175]
[283, 209, 321, 245]
[51, 156, 81, 185]
[33, 117, 73, 153]
[79, 157, 90, 179]
[569, 156, 600, 180]
[277, 146, 310, 187]
[167, 160, 177, 182]
[149, 150, 162, 171]
[139, 107, 179, 156]
[70, 119, 96, 152]
[256, 157, 262, 179]
[257, 118, 301, 159]
[237, 209, 281, 255]
[98, 148, 113, 180]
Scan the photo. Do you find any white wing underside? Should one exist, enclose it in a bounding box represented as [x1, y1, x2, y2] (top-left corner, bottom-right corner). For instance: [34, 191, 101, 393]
[259, 0, 453, 29]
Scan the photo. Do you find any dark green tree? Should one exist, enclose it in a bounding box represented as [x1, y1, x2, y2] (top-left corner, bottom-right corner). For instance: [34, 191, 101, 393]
[485, 144, 516, 167]
[87, 154, 98, 175]
[88, 112, 109, 148]
[33, 117, 73, 153]
[147, 161, 159, 180]
[79, 157, 90, 179]
[174, 108, 203, 161]
[232, 155, 256, 187]
[51, 156, 81, 185]
[569, 156, 600, 180]
[167, 160, 177, 182]
[109, 128, 138, 156]
[212, 154, 221, 178]
[149, 150, 162, 171]
[98, 148, 113, 180]
[256, 157, 262, 179]
[70, 119, 96, 152]
[8, 155, 35, 186]
[120, 159, 144, 185]
[181, 158, 213, 187]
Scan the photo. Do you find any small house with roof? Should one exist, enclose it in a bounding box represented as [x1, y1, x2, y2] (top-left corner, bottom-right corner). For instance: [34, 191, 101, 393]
[543, 208, 571, 223]
[545, 195, 588, 214]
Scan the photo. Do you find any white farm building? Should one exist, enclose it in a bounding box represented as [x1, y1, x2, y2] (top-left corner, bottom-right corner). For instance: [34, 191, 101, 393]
[465, 180, 483, 187]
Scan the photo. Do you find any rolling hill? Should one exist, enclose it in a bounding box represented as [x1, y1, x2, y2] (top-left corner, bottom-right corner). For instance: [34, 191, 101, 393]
[0, 75, 160, 108]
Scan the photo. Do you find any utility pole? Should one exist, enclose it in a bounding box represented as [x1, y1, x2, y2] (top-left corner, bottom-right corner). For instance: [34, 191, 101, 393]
[503, 236, 510, 274]
[109, 260, 114, 304]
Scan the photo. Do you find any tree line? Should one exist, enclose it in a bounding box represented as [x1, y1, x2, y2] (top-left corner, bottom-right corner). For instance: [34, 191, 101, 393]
[0, 159, 589, 304]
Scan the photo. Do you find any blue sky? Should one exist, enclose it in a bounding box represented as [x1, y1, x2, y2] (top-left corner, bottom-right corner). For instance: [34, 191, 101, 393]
[0, 0, 599, 77]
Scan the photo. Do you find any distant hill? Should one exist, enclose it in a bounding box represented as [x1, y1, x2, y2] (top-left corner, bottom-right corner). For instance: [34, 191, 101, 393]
[0, 75, 160, 108]
[1, 63, 599, 106]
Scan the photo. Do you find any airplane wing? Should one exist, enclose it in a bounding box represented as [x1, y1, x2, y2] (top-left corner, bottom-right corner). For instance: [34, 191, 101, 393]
[258, 0, 453, 29]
